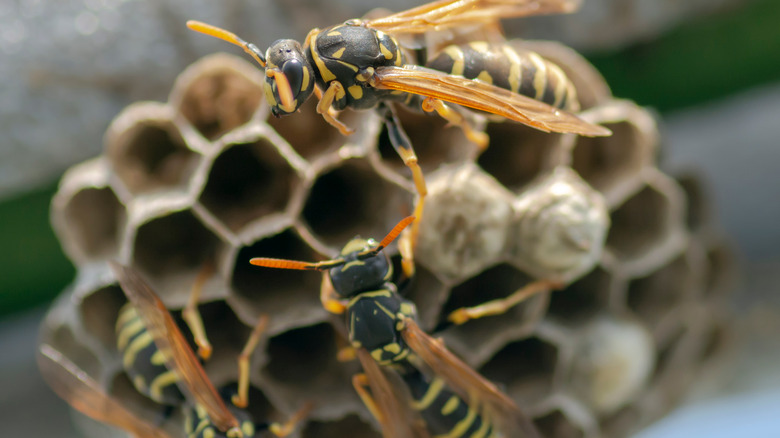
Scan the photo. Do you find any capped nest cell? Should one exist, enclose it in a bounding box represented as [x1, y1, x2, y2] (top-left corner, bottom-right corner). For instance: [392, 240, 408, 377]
[44, 36, 735, 438]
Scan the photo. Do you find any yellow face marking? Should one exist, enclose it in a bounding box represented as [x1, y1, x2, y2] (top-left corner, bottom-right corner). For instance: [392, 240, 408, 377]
[502, 45, 522, 93]
[444, 46, 465, 77]
[476, 70, 493, 85]
[336, 60, 359, 72]
[332, 47, 346, 59]
[341, 238, 370, 255]
[150, 348, 166, 366]
[441, 395, 460, 415]
[410, 377, 445, 410]
[301, 64, 310, 91]
[342, 259, 366, 271]
[327, 30, 341, 37]
[311, 33, 337, 82]
[149, 369, 179, 402]
[264, 81, 277, 107]
[123, 331, 153, 369]
[468, 41, 490, 53]
[439, 403, 478, 438]
[528, 52, 548, 100]
[116, 318, 145, 351]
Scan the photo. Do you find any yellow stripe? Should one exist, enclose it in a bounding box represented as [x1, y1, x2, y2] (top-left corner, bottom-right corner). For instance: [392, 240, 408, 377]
[549, 63, 568, 108]
[410, 377, 444, 411]
[471, 413, 491, 438]
[444, 46, 465, 77]
[436, 403, 478, 438]
[150, 348, 166, 366]
[441, 395, 460, 415]
[502, 46, 522, 93]
[132, 375, 147, 394]
[373, 301, 396, 319]
[475, 70, 493, 85]
[123, 331, 153, 369]
[301, 64, 310, 91]
[380, 42, 394, 60]
[311, 33, 336, 82]
[150, 370, 179, 402]
[468, 41, 489, 52]
[332, 47, 346, 59]
[341, 238, 369, 255]
[327, 30, 341, 37]
[347, 289, 392, 307]
[383, 342, 401, 354]
[117, 318, 145, 351]
[342, 259, 365, 271]
[115, 304, 137, 328]
[528, 52, 548, 100]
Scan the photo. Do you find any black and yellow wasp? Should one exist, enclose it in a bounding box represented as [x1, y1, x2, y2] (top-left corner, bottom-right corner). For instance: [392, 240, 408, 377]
[187, 0, 612, 277]
[40, 262, 310, 438]
[250, 216, 540, 438]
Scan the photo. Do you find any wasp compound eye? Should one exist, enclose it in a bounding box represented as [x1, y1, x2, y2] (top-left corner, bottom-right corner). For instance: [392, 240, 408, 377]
[282, 60, 304, 99]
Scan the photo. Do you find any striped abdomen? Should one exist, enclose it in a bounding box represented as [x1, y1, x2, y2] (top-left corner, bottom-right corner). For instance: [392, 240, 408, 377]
[402, 368, 498, 438]
[426, 42, 579, 111]
[116, 303, 184, 405]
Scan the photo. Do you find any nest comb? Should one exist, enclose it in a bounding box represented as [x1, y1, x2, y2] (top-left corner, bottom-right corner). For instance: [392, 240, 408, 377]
[44, 40, 736, 438]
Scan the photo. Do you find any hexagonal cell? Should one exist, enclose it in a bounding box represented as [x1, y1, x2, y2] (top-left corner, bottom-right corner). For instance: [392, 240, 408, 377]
[79, 284, 125, 351]
[132, 209, 221, 295]
[268, 99, 365, 160]
[301, 414, 381, 438]
[106, 104, 200, 194]
[651, 325, 686, 385]
[263, 323, 357, 407]
[61, 186, 126, 261]
[479, 336, 559, 404]
[627, 254, 694, 328]
[606, 185, 674, 264]
[199, 139, 300, 232]
[547, 268, 612, 321]
[568, 316, 654, 416]
[171, 54, 266, 141]
[533, 409, 584, 438]
[377, 104, 474, 173]
[676, 173, 712, 233]
[44, 326, 102, 381]
[478, 123, 564, 191]
[570, 102, 656, 204]
[415, 163, 514, 281]
[302, 159, 411, 247]
[231, 229, 323, 327]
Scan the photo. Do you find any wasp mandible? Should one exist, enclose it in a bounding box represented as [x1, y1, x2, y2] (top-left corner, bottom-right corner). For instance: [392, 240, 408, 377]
[188, 0, 611, 277]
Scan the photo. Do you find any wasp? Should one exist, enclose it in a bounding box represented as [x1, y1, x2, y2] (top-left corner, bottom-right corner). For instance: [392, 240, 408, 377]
[187, 0, 612, 277]
[250, 216, 540, 437]
[41, 262, 311, 438]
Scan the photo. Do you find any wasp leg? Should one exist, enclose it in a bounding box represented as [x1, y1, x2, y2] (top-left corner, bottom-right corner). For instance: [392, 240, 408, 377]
[337, 345, 358, 362]
[268, 402, 314, 437]
[316, 81, 355, 135]
[231, 314, 269, 408]
[421, 97, 489, 150]
[321, 272, 349, 315]
[447, 279, 560, 325]
[352, 373, 385, 424]
[377, 103, 426, 279]
[182, 262, 215, 360]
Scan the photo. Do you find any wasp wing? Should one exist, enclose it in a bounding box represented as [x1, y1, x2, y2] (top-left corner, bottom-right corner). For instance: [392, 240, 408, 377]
[373, 65, 610, 136]
[38, 344, 174, 438]
[109, 262, 240, 434]
[366, 0, 580, 35]
[401, 318, 541, 438]
[356, 348, 430, 438]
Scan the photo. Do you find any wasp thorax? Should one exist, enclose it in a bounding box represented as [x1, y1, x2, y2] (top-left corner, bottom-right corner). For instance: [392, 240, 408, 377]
[329, 239, 392, 297]
[264, 39, 315, 116]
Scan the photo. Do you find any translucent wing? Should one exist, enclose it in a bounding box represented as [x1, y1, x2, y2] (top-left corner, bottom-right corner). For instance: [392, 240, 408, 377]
[356, 348, 430, 438]
[109, 262, 241, 434]
[366, 0, 581, 35]
[401, 318, 541, 438]
[373, 65, 611, 136]
[37, 344, 174, 438]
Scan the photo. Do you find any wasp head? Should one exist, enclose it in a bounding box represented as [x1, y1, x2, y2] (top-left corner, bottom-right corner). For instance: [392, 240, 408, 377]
[264, 40, 315, 117]
[329, 237, 392, 298]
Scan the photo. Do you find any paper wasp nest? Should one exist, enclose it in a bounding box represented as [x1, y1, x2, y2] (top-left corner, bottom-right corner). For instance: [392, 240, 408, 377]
[45, 42, 735, 438]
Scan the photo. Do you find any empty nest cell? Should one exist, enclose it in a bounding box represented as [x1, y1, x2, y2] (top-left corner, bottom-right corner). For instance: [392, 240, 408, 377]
[108, 115, 199, 195]
[302, 159, 410, 247]
[479, 336, 559, 405]
[199, 139, 300, 232]
[676, 173, 712, 234]
[606, 184, 674, 263]
[173, 55, 265, 141]
[79, 284, 126, 351]
[627, 254, 694, 327]
[61, 186, 126, 260]
[547, 267, 612, 321]
[534, 409, 585, 438]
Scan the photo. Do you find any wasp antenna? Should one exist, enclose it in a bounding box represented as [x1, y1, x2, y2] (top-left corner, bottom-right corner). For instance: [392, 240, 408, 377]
[362, 216, 415, 258]
[186, 20, 267, 68]
[249, 257, 345, 271]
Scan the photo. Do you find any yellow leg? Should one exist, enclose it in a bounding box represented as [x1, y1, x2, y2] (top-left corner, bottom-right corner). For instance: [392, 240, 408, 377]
[447, 280, 561, 325]
[337, 345, 358, 362]
[352, 373, 385, 424]
[269, 402, 314, 437]
[320, 273, 348, 315]
[182, 262, 215, 360]
[316, 81, 354, 135]
[422, 97, 489, 150]
[231, 314, 269, 408]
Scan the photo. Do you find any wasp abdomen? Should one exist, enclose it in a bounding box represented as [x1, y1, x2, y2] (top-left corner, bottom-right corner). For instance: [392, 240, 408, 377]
[116, 303, 184, 406]
[426, 42, 579, 111]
